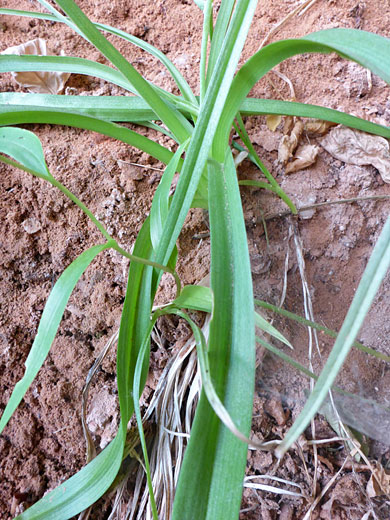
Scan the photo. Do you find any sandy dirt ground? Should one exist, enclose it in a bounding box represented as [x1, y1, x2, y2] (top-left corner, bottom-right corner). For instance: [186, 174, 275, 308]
[1, 0, 390, 518]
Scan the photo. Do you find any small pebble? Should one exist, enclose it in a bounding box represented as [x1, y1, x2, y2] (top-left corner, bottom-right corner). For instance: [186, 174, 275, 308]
[22, 217, 41, 234]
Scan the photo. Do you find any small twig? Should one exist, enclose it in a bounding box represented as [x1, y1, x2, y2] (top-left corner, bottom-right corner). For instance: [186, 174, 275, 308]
[366, 69, 373, 95]
[302, 457, 349, 520]
[259, 0, 319, 49]
[291, 219, 321, 497]
[261, 194, 390, 222]
[81, 330, 119, 462]
[119, 160, 164, 172]
[298, 0, 319, 17]
[78, 330, 119, 520]
[271, 70, 296, 100]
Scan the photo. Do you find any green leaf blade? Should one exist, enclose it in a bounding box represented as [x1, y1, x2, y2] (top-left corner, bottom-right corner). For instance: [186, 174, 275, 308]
[173, 151, 255, 519]
[0, 108, 177, 166]
[276, 216, 390, 457]
[49, 0, 192, 143]
[216, 28, 390, 153]
[0, 242, 111, 434]
[240, 98, 390, 138]
[17, 431, 124, 520]
[172, 284, 213, 313]
[255, 310, 292, 348]
[0, 54, 135, 92]
[303, 29, 390, 83]
[0, 92, 159, 122]
[154, 0, 258, 266]
[0, 7, 196, 105]
[0, 126, 52, 180]
[116, 218, 155, 430]
[150, 141, 187, 252]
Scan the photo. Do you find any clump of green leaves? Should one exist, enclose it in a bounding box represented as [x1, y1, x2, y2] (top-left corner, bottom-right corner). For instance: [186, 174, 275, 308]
[1, 1, 390, 519]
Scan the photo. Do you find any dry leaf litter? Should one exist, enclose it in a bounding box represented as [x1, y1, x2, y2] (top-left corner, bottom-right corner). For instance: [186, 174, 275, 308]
[320, 126, 390, 184]
[1, 38, 70, 94]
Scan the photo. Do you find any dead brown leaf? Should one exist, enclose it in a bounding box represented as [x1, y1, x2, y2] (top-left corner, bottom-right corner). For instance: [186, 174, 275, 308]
[320, 126, 390, 183]
[278, 120, 304, 164]
[283, 115, 294, 135]
[304, 119, 337, 136]
[366, 461, 390, 497]
[264, 397, 287, 426]
[317, 454, 334, 472]
[266, 114, 282, 132]
[1, 38, 70, 94]
[285, 144, 319, 173]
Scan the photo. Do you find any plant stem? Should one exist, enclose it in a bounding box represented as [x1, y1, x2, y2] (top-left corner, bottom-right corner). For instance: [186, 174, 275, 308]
[112, 243, 181, 298]
[233, 115, 298, 214]
[0, 154, 182, 297]
[51, 177, 113, 241]
[200, 0, 213, 103]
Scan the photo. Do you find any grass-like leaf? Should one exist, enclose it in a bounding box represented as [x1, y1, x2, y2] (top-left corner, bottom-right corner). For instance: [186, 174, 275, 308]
[153, 0, 258, 266]
[171, 285, 292, 348]
[0, 7, 197, 105]
[172, 150, 255, 519]
[204, 0, 235, 88]
[234, 114, 296, 213]
[255, 299, 390, 363]
[0, 93, 160, 122]
[216, 29, 390, 148]
[254, 311, 292, 349]
[0, 54, 137, 93]
[2, 3, 390, 519]
[3, 93, 390, 141]
[48, 0, 192, 143]
[276, 216, 390, 458]
[116, 217, 155, 428]
[0, 126, 52, 180]
[171, 284, 213, 312]
[18, 429, 125, 520]
[0, 108, 177, 166]
[0, 242, 113, 434]
[240, 98, 390, 138]
[150, 141, 188, 251]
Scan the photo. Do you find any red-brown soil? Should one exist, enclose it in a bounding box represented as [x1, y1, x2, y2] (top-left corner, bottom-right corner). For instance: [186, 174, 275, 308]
[1, 1, 390, 518]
